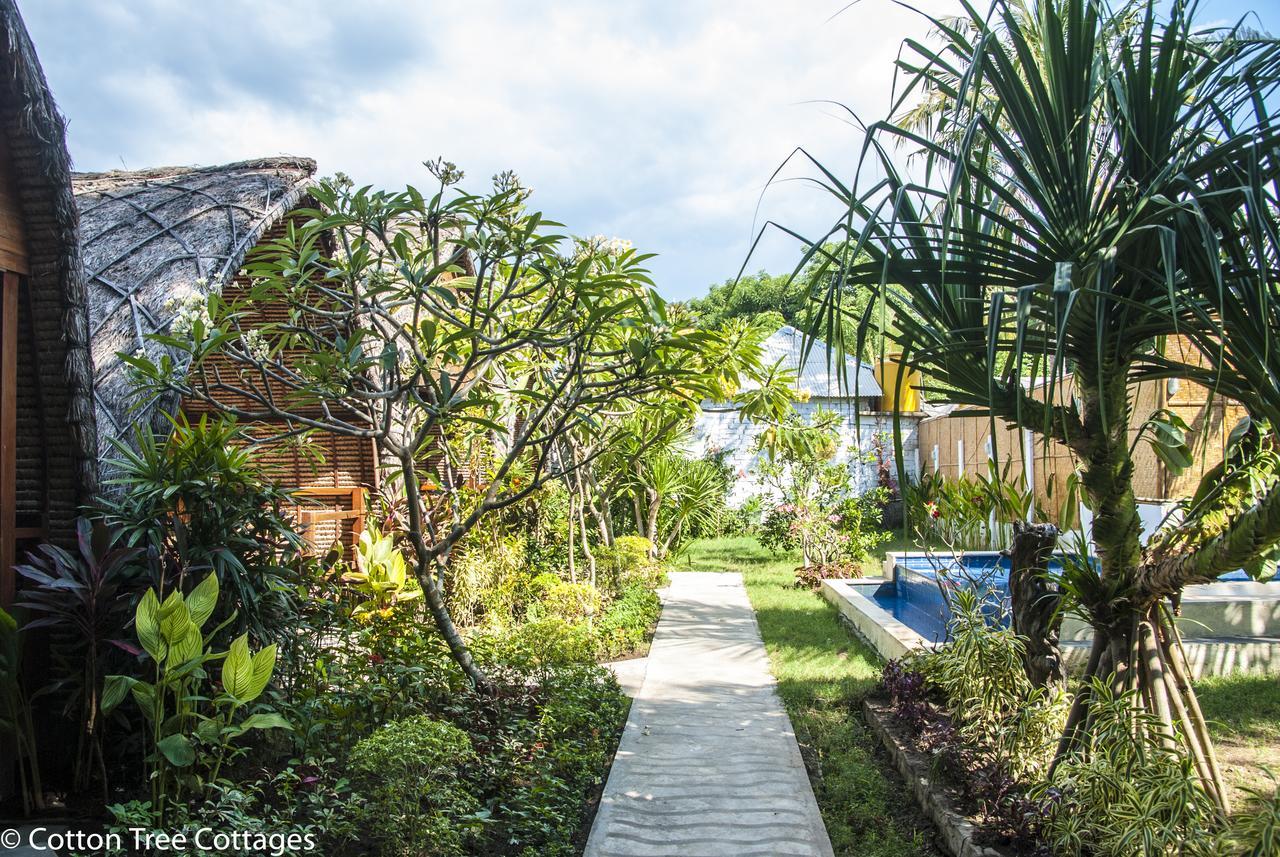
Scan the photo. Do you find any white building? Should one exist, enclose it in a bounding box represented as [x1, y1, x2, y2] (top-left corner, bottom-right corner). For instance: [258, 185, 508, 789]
[686, 325, 921, 506]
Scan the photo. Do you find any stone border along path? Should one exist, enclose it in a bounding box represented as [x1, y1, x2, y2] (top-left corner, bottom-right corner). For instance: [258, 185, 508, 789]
[586, 571, 835, 857]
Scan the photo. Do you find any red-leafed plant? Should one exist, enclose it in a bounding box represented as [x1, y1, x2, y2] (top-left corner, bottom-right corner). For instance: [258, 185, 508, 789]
[15, 519, 141, 799]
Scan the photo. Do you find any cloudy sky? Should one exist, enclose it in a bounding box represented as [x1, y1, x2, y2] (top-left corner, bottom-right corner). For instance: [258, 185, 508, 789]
[24, 0, 1279, 301]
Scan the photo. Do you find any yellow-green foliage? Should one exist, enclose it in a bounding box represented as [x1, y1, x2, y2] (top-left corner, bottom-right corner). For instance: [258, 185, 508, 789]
[343, 527, 421, 621]
[470, 618, 594, 673]
[447, 535, 530, 627]
[593, 584, 661, 661]
[1224, 774, 1280, 857]
[1039, 682, 1222, 857]
[597, 535, 666, 593]
[530, 574, 601, 624]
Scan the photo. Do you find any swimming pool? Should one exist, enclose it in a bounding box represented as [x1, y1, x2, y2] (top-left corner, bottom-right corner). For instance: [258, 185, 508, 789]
[871, 552, 1279, 644]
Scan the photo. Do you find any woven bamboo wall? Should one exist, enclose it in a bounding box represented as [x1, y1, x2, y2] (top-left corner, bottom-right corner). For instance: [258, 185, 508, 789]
[181, 209, 377, 552]
[918, 338, 1243, 523]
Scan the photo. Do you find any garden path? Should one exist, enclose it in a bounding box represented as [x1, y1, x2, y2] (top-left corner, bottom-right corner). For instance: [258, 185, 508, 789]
[585, 571, 834, 857]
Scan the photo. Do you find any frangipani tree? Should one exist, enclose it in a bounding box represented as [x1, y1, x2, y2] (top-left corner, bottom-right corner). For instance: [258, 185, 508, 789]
[126, 165, 718, 688]
[783, 0, 1280, 810]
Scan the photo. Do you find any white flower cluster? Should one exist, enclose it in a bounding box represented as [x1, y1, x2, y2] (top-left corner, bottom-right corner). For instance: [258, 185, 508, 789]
[585, 235, 633, 258]
[571, 235, 635, 274]
[164, 276, 217, 341]
[241, 328, 271, 362]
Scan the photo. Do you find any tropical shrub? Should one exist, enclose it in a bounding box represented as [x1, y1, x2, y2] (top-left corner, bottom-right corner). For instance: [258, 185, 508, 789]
[758, 504, 802, 554]
[530, 573, 602, 625]
[911, 589, 1065, 782]
[753, 408, 891, 568]
[719, 495, 764, 537]
[102, 574, 290, 825]
[446, 534, 531, 626]
[348, 716, 481, 857]
[341, 526, 421, 621]
[792, 563, 848, 590]
[481, 664, 628, 856]
[595, 535, 664, 596]
[881, 592, 1065, 852]
[470, 619, 595, 674]
[833, 490, 891, 559]
[1037, 682, 1221, 857]
[909, 467, 1035, 551]
[1224, 774, 1280, 857]
[593, 583, 661, 660]
[14, 518, 139, 797]
[97, 413, 305, 645]
[761, 492, 888, 573]
[0, 608, 42, 813]
[629, 452, 727, 558]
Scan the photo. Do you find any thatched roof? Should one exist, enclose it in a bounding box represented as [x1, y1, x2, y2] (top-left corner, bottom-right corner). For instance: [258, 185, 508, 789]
[0, 0, 98, 527]
[73, 156, 317, 468]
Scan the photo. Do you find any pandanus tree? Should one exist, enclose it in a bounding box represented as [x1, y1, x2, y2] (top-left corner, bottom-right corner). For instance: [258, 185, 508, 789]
[778, 0, 1280, 810]
[125, 165, 716, 688]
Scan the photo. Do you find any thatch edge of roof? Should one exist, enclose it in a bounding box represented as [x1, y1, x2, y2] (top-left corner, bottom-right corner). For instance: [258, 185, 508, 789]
[0, 0, 98, 503]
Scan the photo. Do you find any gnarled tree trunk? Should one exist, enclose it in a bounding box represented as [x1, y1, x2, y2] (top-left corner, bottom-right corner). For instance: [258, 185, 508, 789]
[1006, 520, 1064, 690]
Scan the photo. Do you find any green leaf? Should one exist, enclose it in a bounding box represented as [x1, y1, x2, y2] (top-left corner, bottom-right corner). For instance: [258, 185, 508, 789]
[135, 589, 165, 662]
[222, 634, 253, 700]
[155, 734, 195, 768]
[101, 675, 134, 714]
[158, 591, 190, 643]
[227, 712, 292, 738]
[165, 618, 203, 667]
[244, 644, 277, 702]
[195, 717, 222, 744]
[130, 681, 156, 718]
[186, 573, 219, 630]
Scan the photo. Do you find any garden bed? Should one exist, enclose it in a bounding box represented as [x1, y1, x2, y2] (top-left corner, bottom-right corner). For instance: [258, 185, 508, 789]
[863, 698, 1010, 857]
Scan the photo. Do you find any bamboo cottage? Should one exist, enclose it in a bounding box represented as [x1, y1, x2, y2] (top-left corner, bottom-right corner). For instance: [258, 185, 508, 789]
[74, 158, 377, 550]
[0, 0, 97, 608]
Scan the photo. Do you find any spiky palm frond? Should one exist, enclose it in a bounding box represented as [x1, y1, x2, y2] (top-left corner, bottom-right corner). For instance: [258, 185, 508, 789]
[788, 0, 1280, 586]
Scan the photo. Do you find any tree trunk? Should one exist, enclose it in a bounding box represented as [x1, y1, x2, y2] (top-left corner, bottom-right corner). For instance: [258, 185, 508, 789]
[631, 490, 645, 541]
[575, 479, 597, 587]
[395, 450, 488, 690]
[1055, 601, 1230, 812]
[1049, 375, 1229, 812]
[1005, 520, 1064, 689]
[645, 488, 661, 555]
[582, 467, 614, 546]
[567, 490, 577, 583]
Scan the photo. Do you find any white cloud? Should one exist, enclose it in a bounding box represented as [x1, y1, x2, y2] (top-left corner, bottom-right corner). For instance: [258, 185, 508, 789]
[28, 0, 954, 298]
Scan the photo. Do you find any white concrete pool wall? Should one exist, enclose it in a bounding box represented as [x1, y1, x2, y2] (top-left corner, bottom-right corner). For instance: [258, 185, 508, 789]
[821, 578, 938, 662]
[825, 552, 1280, 677]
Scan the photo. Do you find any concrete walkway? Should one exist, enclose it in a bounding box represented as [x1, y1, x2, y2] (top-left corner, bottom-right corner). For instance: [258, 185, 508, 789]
[586, 572, 834, 857]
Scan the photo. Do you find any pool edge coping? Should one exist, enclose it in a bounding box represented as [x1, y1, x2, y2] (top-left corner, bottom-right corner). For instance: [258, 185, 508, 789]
[821, 578, 934, 662]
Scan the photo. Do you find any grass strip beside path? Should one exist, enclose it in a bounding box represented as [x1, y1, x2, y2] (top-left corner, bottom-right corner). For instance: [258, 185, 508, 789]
[680, 536, 938, 857]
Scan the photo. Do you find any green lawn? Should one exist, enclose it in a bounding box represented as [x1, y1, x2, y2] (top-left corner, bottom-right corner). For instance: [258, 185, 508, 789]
[678, 536, 938, 857]
[1195, 673, 1280, 804]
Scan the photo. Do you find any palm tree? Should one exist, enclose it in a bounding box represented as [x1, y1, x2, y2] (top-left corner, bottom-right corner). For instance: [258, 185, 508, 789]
[782, 0, 1280, 810]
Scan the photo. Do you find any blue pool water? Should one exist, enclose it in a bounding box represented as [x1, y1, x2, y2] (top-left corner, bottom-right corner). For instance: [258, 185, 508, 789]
[871, 554, 1275, 644]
